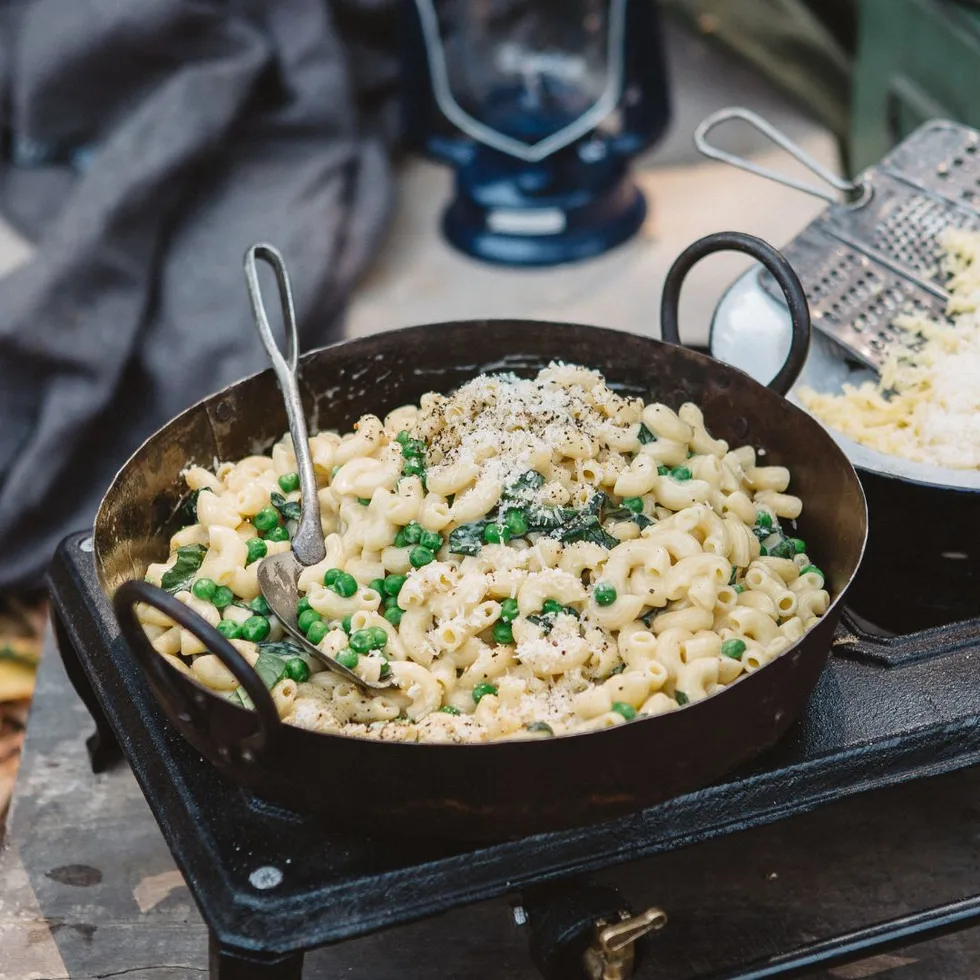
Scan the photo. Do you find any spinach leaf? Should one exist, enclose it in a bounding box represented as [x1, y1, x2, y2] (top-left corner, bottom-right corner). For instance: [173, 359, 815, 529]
[551, 513, 618, 549]
[674, 690, 689, 706]
[637, 423, 656, 444]
[503, 470, 545, 500]
[607, 663, 626, 677]
[254, 650, 288, 690]
[640, 609, 657, 628]
[448, 520, 490, 556]
[526, 721, 554, 736]
[258, 640, 307, 660]
[270, 491, 302, 522]
[526, 506, 574, 532]
[234, 687, 254, 709]
[527, 613, 554, 635]
[179, 486, 214, 526]
[160, 544, 208, 593]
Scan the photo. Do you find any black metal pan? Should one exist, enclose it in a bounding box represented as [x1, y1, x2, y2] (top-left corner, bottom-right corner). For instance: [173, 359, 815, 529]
[100, 231, 867, 841]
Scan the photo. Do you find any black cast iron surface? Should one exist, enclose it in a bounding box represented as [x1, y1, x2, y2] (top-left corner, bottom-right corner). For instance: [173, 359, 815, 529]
[49, 530, 980, 959]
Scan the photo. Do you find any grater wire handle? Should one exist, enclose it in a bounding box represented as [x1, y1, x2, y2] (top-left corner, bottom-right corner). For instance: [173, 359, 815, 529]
[695, 107, 863, 205]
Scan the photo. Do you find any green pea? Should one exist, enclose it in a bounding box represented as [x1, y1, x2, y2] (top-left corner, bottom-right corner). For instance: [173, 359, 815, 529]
[483, 524, 511, 545]
[216, 619, 242, 640]
[396, 430, 412, 445]
[410, 546, 435, 568]
[611, 701, 636, 721]
[284, 657, 311, 682]
[369, 627, 389, 649]
[439, 705, 461, 715]
[341, 616, 353, 634]
[297, 595, 312, 614]
[248, 595, 271, 616]
[241, 616, 271, 642]
[756, 511, 773, 529]
[384, 606, 403, 627]
[266, 526, 290, 542]
[331, 572, 358, 598]
[492, 621, 514, 644]
[722, 638, 747, 660]
[472, 682, 498, 704]
[383, 573, 407, 596]
[402, 523, 423, 545]
[401, 438, 425, 458]
[800, 565, 823, 581]
[504, 508, 529, 537]
[245, 537, 268, 566]
[278, 472, 300, 493]
[297, 608, 322, 633]
[358, 497, 372, 506]
[790, 538, 807, 554]
[393, 528, 409, 548]
[499, 597, 519, 623]
[253, 507, 280, 533]
[402, 458, 425, 478]
[369, 578, 386, 596]
[350, 629, 374, 654]
[622, 497, 644, 514]
[211, 586, 234, 610]
[419, 529, 443, 551]
[670, 465, 692, 482]
[541, 599, 564, 615]
[657, 465, 670, 476]
[306, 620, 328, 645]
[335, 649, 359, 669]
[594, 582, 617, 606]
[192, 577, 217, 601]
[323, 568, 342, 586]
[384, 594, 400, 611]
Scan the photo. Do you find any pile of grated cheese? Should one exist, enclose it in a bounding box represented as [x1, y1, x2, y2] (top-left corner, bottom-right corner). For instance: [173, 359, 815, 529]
[417, 365, 637, 511]
[799, 228, 980, 469]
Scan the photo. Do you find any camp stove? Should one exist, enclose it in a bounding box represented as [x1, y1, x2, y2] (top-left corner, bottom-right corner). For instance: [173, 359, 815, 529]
[45, 529, 980, 979]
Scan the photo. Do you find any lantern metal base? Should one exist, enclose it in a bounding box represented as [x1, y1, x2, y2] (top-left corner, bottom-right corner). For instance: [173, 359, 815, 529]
[440, 145, 648, 268]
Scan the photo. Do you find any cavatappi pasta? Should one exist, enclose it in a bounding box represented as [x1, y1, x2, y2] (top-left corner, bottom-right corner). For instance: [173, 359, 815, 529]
[137, 364, 829, 743]
[799, 228, 980, 470]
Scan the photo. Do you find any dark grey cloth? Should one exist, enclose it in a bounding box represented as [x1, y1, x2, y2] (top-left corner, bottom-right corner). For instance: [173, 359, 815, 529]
[0, 0, 399, 589]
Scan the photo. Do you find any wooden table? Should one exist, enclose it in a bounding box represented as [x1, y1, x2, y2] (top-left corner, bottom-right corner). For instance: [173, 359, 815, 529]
[1, 628, 980, 980]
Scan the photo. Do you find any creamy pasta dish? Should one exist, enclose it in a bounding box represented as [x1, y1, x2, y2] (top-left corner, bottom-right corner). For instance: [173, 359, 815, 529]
[799, 228, 980, 469]
[137, 364, 829, 743]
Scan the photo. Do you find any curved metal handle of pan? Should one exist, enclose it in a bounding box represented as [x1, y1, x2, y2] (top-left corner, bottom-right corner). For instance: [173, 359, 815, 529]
[113, 580, 281, 757]
[659, 230, 811, 397]
[243, 243, 325, 567]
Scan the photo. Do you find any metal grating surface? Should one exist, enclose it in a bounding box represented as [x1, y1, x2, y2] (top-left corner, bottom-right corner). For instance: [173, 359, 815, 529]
[760, 120, 980, 370]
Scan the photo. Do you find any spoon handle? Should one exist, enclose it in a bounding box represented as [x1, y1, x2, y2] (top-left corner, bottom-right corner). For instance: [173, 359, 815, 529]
[244, 244, 326, 567]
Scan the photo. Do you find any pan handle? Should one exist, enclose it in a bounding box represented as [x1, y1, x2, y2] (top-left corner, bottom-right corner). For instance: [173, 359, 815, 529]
[660, 231, 811, 397]
[113, 580, 281, 759]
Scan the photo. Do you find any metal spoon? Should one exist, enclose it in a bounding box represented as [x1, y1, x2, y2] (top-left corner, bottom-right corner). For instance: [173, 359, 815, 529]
[244, 244, 394, 691]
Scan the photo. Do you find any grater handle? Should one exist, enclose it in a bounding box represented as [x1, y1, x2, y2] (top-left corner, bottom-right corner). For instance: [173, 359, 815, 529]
[695, 107, 862, 205]
[113, 580, 282, 757]
[660, 231, 811, 396]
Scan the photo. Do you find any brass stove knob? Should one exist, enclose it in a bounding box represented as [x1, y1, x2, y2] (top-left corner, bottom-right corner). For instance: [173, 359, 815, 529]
[583, 906, 668, 980]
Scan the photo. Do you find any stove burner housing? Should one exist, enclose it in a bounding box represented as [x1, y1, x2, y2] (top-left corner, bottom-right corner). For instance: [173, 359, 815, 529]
[48, 531, 980, 979]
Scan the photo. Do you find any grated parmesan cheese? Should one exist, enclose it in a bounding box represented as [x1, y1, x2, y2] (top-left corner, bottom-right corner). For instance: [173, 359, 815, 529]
[799, 228, 980, 469]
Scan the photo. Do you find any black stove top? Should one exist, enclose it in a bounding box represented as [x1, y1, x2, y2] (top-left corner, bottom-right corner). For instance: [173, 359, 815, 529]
[47, 530, 980, 979]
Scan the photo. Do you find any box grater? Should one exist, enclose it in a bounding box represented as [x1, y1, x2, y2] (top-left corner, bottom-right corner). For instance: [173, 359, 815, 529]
[696, 107, 980, 371]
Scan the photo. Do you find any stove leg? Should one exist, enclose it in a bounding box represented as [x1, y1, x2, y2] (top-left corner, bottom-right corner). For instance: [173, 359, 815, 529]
[52, 609, 123, 773]
[209, 932, 304, 979]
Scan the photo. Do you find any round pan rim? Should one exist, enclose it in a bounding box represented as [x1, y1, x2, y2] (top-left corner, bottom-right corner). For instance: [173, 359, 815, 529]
[96, 317, 869, 750]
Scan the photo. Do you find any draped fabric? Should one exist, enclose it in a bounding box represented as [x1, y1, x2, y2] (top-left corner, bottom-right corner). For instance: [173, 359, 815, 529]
[0, 0, 399, 588]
